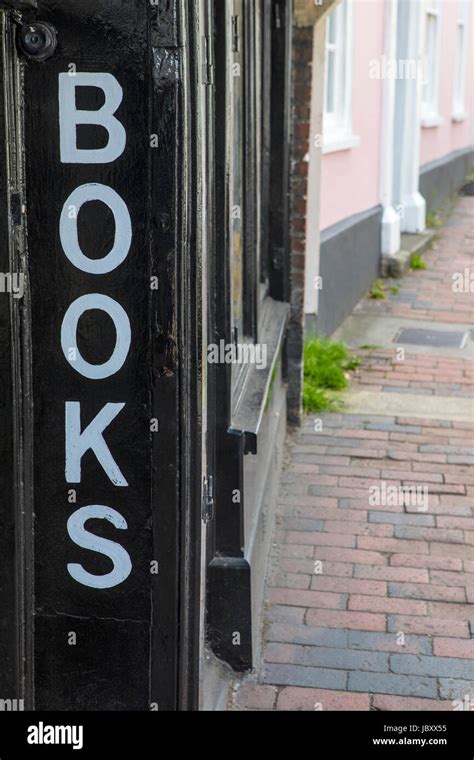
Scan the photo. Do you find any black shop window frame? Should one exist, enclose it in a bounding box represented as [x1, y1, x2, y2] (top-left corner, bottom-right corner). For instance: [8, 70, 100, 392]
[206, 0, 292, 670]
[239, 0, 277, 338]
[212, 0, 291, 450]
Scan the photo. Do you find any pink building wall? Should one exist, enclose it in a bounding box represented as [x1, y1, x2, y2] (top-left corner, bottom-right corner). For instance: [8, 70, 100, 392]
[320, 0, 474, 233]
[420, 0, 474, 166]
[320, 1, 385, 231]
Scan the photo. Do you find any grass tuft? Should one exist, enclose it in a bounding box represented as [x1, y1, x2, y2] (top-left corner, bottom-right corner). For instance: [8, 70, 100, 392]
[410, 254, 427, 271]
[426, 211, 442, 229]
[369, 280, 387, 300]
[303, 338, 360, 413]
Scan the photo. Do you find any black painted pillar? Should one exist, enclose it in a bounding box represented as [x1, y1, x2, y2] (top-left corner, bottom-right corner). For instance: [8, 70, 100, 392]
[0, 0, 201, 711]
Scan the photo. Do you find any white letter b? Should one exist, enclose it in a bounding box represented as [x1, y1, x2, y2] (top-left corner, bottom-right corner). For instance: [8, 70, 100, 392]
[59, 72, 126, 164]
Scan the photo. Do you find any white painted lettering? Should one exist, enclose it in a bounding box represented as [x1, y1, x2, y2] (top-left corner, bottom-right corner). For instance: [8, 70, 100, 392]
[59, 72, 126, 163]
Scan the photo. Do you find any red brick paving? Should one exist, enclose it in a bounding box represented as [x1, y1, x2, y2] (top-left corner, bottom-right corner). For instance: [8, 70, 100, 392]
[352, 352, 473, 397]
[232, 197, 474, 711]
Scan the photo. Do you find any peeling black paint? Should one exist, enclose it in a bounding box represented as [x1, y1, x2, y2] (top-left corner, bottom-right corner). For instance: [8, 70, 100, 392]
[153, 48, 181, 90]
[150, 0, 179, 48]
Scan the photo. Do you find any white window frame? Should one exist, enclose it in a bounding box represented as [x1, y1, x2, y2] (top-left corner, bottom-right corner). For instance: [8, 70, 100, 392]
[452, 0, 470, 122]
[421, 1, 443, 128]
[323, 0, 360, 154]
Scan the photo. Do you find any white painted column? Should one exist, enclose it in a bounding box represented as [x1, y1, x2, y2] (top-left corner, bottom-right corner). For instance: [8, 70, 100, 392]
[396, 0, 426, 234]
[380, 0, 401, 255]
[304, 21, 327, 315]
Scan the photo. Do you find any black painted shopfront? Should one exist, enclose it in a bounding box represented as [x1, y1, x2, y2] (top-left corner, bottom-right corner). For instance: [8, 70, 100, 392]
[0, 0, 293, 711]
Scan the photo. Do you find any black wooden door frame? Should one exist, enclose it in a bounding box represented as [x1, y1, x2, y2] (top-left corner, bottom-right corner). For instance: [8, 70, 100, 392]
[0, 0, 203, 712]
[269, 0, 293, 303]
[177, 0, 204, 712]
[0, 8, 34, 708]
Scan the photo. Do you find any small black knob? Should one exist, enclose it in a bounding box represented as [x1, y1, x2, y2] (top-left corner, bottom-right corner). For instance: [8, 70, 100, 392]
[17, 22, 57, 61]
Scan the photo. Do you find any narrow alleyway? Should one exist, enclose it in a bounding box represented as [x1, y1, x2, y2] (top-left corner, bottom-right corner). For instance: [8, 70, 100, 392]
[232, 195, 474, 711]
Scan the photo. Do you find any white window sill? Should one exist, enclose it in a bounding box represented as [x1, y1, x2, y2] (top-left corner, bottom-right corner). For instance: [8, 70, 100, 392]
[322, 134, 361, 155]
[452, 111, 467, 123]
[421, 114, 444, 128]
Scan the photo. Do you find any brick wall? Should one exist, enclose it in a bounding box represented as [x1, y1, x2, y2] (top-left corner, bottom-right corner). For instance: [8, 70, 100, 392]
[287, 24, 314, 426]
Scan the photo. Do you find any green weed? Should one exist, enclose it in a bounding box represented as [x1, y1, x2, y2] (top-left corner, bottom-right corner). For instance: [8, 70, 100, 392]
[303, 338, 360, 413]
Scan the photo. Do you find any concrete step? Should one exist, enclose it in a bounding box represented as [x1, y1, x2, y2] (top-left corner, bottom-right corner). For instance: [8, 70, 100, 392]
[381, 230, 437, 279]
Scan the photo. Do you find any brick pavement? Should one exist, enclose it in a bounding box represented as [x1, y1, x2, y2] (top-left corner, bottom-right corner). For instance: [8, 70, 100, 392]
[232, 197, 474, 711]
[351, 353, 473, 397]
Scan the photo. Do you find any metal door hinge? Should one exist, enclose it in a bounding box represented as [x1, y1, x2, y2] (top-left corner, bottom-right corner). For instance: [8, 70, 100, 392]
[202, 475, 214, 523]
[201, 35, 213, 85]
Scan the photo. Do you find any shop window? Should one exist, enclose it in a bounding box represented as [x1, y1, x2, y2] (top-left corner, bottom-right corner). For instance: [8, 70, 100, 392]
[212, 0, 290, 424]
[226, 0, 272, 387]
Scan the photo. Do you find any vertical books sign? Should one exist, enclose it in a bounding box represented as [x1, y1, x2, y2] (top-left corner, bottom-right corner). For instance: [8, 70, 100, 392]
[23, 0, 181, 710]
